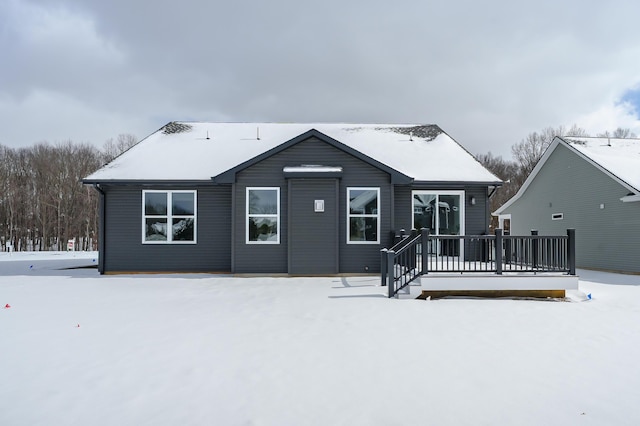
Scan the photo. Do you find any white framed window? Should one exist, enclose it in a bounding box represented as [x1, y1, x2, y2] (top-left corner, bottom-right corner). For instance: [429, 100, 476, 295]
[552, 213, 564, 220]
[247, 187, 280, 244]
[347, 187, 380, 244]
[143, 190, 197, 244]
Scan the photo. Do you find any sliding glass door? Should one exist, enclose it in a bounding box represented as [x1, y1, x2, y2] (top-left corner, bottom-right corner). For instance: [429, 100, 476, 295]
[412, 191, 464, 256]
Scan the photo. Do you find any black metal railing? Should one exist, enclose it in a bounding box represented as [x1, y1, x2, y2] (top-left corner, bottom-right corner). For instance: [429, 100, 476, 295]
[382, 228, 576, 298]
[381, 230, 422, 298]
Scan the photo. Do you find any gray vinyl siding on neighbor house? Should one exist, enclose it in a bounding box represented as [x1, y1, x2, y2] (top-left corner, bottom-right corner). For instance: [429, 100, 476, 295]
[232, 136, 393, 274]
[503, 143, 640, 273]
[103, 185, 232, 272]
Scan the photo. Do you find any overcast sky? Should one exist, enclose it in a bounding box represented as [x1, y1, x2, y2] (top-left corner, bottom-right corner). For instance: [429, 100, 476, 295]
[2, 0, 640, 158]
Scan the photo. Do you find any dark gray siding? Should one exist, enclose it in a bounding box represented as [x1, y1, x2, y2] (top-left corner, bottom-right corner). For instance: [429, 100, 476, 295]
[103, 185, 231, 272]
[502, 143, 640, 273]
[288, 179, 338, 274]
[393, 186, 490, 236]
[466, 186, 490, 235]
[233, 137, 392, 273]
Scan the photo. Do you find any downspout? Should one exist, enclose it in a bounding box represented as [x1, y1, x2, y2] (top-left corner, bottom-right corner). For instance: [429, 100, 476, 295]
[486, 186, 496, 234]
[93, 184, 106, 274]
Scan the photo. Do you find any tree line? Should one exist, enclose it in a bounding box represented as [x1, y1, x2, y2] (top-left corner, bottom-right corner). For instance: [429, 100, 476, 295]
[0, 135, 137, 252]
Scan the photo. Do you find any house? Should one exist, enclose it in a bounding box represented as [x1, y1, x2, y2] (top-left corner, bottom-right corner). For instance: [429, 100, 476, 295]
[83, 122, 502, 275]
[494, 136, 640, 274]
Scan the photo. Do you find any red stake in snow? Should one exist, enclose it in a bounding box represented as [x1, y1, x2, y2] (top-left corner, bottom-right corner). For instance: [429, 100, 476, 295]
[4, 304, 10, 309]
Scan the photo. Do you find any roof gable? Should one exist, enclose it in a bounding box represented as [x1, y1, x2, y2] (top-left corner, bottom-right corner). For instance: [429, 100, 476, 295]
[495, 136, 640, 214]
[84, 122, 502, 185]
[562, 136, 640, 193]
[213, 129, 412, 184]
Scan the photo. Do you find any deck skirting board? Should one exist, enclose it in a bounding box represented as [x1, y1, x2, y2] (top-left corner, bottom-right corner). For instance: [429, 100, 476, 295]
[419, 289, 567, 299]
[420, 274, 579, 291]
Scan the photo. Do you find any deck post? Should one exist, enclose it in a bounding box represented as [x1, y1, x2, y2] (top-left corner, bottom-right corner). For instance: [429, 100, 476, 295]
[567, 228, 576, 275]
[409, 228, 418, 271]
[387, 250, 396, 298]
[495, 228, 503, 275]
[421, 228, 429, 275]
[380, 248, 388, 286]
[531, 229, 539, 269]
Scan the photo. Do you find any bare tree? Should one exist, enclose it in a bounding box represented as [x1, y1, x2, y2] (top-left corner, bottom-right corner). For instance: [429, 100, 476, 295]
[1, 136, 125, 252]
[511, 124, 588, 187]
[102, 134, 138, 163]
[476, 152, 520, 225]
[597, 127, 638, 138]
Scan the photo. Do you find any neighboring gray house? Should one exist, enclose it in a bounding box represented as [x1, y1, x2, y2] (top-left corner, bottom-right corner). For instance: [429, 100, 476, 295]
[495, 136, 640, 273]
[84, 122, 501, 275]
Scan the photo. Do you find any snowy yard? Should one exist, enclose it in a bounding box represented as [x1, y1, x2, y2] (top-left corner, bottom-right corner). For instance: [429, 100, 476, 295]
[1, 252, 640, 425]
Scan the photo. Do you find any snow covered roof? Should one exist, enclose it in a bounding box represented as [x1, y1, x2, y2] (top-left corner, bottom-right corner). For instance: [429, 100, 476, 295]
[85, 122, 501, 184]
[562, 136, 640, 194]
[495, 136, 640, 214]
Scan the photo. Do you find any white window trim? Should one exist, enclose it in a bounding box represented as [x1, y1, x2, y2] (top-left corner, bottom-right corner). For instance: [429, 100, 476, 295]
[246, 187, 280, 244]
[347, 187, 380, 244]
[498, 214, 511, 231]
[142, 190, 197, 244]
[552, 213, 564, 220]
[411, 190, 465, 236]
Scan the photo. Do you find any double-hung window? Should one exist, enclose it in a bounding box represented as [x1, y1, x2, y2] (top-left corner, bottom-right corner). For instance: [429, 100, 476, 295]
[143, 190, 196, 243]
[247, 187, 280, 244]
[347, 187, 380, 243]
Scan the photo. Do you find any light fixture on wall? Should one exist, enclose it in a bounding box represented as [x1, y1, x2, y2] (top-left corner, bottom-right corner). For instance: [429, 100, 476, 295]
[469, 195, 476, 206]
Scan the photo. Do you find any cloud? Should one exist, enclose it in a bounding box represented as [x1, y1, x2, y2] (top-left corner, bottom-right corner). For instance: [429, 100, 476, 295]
[620, 87, 640, 118]
[3, 0, 640, 156]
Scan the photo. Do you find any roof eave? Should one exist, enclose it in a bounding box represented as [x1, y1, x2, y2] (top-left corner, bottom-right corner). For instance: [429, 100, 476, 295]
[494, 137, 563, 215]
[621, 194, 640, 203]
[410, 180, 503, 188]
[82, 179, 216, 186]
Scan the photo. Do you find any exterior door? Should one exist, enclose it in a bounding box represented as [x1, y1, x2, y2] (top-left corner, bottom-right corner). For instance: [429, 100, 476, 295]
[288, 179, 339, 274]
[413, 191, 465, 257]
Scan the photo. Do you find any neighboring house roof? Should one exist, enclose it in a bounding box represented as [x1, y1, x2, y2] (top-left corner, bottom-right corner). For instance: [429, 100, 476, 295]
[495, 136, 640, 214]
[84, 122, 501, 185]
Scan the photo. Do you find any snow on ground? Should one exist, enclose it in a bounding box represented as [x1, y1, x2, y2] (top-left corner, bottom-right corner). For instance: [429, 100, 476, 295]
[1, 253, 640, 425]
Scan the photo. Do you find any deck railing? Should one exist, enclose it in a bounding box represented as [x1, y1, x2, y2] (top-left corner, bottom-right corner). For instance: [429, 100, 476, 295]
[381, 230, 421, 298]
[382, 228, 576, 298]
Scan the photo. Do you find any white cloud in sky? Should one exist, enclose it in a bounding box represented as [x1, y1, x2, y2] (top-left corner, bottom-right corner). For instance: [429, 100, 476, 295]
[2, 0, 640, 157]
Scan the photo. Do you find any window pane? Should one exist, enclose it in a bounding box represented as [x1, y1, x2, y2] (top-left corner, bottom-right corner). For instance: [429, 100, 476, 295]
[248, 190, 278, 214]
[413, 193, 436, 234]
[439, 194, 461, 235]
[349, 189, 378, 214]
[349, 217, 377, 241]
[172, 193, 194, 215]
[248, 217, 278, 241]
[172, 218, 194, 241]
[145, 192, 167, 215]
[145, 218, 167, 241]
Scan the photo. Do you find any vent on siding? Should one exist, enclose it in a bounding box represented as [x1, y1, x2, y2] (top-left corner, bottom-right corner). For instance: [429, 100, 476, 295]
[552, 213, 564, 220]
